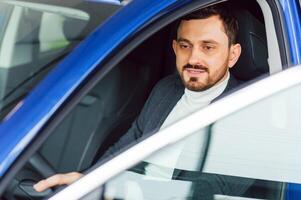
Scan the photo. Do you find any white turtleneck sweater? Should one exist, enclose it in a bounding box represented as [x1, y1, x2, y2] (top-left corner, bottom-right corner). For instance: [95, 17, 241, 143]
[144, 72, 230, 179]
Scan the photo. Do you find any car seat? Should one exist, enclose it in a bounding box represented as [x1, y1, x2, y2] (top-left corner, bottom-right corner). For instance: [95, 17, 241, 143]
[231, 8, 269, 81]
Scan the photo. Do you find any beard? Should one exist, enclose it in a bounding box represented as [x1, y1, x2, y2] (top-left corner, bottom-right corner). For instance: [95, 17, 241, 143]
[179, 63, 228, 92]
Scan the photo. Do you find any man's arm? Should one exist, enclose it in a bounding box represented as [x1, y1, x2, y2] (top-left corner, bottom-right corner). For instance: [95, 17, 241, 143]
[33, 75, 172, 192]
[33, 101, 148, 192]
[33, 108, 147, 192]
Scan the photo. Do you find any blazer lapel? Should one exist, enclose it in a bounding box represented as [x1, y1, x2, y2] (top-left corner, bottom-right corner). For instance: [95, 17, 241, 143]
[147, 74, 241, 132]
[213, 75, 242, 102]
[146, 75, 184, 133]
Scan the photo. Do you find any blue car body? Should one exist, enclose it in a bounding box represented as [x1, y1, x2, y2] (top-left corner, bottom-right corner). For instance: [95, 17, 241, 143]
[280, 0, 301, 64]
[0, 0, 300, 198]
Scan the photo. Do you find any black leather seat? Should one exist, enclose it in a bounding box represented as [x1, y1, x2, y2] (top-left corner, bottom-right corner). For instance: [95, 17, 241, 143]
[231, 8, 269, 81]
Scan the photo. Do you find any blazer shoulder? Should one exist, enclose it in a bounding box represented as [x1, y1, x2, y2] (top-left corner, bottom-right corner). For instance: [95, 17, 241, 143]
[151, 74, 182, 95]
[141, 74, 182, 116]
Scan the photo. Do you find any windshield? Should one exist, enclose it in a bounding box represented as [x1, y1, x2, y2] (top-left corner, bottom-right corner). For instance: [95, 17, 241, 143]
[0, 0, 120, 120]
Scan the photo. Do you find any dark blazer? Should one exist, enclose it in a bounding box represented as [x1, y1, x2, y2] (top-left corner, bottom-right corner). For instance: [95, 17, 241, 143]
[103, 74, 241, 155]
[101, 74, 254, 199]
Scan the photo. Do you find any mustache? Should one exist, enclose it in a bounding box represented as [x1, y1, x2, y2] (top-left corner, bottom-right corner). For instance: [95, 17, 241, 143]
[183, 64, 208, 72]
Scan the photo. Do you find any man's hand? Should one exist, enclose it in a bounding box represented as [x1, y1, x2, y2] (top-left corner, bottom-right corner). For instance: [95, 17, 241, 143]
[33, 172, 83, 192]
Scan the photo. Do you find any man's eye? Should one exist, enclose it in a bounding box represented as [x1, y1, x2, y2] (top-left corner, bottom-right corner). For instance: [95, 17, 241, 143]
[179, 44, 190, 49]
[203, 45, 214, 51]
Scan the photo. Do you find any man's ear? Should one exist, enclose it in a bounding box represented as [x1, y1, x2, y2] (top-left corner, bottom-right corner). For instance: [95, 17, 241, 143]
[228, 43, 241, 68]
[172, 40, 177, 55]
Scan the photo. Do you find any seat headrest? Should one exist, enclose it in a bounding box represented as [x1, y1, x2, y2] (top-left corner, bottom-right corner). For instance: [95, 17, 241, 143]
[230, 10, 269, 81]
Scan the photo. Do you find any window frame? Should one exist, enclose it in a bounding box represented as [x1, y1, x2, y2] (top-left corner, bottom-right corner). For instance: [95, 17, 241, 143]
[266, 0, 293, 68]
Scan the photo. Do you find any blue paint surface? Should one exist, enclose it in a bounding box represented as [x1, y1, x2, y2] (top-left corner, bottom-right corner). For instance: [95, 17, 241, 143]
[278, 1, 301, 198]
[279, 0, 301, 64]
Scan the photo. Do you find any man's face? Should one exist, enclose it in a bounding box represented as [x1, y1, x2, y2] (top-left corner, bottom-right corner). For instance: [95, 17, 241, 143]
[173, 15, 241, 91]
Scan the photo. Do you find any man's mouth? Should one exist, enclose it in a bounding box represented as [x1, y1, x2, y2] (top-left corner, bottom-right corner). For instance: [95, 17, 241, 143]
[185, 68, 207, 74]
[182, 64, 208, 78]
[184, 66, 208, 77]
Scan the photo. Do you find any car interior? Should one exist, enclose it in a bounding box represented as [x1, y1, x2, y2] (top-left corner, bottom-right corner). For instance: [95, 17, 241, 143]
[1, 0, 286, 199]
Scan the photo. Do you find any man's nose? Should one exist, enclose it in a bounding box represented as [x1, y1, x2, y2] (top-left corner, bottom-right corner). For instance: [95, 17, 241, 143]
[188, 47, 204, 66]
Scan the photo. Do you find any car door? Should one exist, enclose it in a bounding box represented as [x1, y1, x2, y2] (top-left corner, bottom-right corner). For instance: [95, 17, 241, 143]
[47, 65, 301, 200]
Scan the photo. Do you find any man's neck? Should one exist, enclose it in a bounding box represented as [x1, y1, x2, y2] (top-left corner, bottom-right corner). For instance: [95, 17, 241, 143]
[184, 71, 230, 104]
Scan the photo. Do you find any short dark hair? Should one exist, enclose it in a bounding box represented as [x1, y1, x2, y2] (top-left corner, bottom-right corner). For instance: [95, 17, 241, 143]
[179, 3, 239, 45]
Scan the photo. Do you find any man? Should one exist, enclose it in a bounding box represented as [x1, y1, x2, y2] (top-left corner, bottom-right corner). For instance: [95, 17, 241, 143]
[34, 3, 252, 198]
